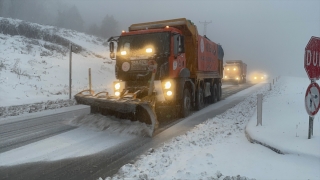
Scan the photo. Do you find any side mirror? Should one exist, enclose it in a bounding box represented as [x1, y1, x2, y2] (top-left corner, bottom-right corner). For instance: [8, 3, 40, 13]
[109, 42, 114, 52]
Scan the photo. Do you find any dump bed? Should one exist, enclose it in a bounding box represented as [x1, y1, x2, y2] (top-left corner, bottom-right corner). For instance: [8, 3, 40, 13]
[197, 35, 219, 72]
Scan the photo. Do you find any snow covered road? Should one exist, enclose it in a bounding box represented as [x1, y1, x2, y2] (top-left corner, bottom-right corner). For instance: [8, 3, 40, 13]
[0, 83, 259, 179]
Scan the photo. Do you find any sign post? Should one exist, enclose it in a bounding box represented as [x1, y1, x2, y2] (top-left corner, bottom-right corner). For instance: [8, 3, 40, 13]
[304, 36, 320, 139]
[305, 81, 320, 139]
[69, 43, 72, 100]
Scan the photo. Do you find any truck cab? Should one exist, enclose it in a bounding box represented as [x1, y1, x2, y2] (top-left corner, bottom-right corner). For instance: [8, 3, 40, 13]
[107, 18, 223, 119]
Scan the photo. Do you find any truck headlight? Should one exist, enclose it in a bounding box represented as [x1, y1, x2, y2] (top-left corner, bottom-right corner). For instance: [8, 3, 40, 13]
[146, 48, 153, 53]
[113, 81, 126, 97]
[115, 83, 121, 90]
[121, 51, 127, 55]
[164, 81, 171, 89]
[162, 80, 174, 100]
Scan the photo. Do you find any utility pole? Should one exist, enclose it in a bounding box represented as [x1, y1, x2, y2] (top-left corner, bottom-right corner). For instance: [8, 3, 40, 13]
[199, 20, 212, 36]
[69, 43, 72, 99]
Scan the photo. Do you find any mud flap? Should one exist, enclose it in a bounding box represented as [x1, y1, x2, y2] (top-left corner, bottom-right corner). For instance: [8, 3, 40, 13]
[136, 103, 158, 137]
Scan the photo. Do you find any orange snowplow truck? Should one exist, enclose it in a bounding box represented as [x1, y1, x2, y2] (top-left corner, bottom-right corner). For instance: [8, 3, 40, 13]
[75, 18, 224, 136]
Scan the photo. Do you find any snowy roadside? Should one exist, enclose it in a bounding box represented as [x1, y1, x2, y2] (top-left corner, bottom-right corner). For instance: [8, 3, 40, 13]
[104, 84, 269, 179]
[0, 99, 76, 118]
[104, 77, 320, 180]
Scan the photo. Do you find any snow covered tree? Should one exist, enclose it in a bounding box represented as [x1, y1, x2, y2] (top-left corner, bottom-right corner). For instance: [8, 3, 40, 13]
[0, 0, 3, 16]
[0, 0, 53, 25]
[87, 23, 100, 37]
[99, 14, 119, 38]
[56, 5, 84, 32]
[7, 0, 19, 19]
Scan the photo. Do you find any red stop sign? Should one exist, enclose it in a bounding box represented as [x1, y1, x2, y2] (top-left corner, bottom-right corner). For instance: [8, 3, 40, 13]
[305, 36, 320, 80]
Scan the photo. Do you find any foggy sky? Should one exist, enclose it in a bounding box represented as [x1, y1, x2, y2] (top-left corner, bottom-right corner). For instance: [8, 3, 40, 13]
[67, 0, 319, 78]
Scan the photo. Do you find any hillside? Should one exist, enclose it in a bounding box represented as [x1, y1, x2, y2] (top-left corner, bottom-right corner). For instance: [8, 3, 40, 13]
[0, 17, 116, 117]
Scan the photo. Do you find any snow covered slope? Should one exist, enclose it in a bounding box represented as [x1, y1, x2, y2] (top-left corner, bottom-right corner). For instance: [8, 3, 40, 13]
[0, 18, 116, 117]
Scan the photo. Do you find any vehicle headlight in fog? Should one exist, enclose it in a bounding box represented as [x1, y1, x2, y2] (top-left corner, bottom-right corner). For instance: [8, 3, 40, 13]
[121, 51, 127, 55]
[164, 81, 171, 89]
[113, 81, 126, 97]
[146, 48, 153, 53]
[166, 91, 173, 96]
[114, 83, 121, 90]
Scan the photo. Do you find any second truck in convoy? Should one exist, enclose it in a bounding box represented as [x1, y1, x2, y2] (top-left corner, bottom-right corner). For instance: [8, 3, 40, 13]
[223, 60, 247, 84]
[75, 18, 224, 136]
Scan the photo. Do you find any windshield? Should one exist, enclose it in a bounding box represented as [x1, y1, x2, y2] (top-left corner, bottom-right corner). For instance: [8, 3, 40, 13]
[117, 32, 170, 59]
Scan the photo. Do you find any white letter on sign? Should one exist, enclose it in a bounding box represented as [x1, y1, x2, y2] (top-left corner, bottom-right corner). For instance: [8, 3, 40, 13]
[306, 50, 312, 65]
[313, 51, 317, 66]
[316, 52, 320, 66]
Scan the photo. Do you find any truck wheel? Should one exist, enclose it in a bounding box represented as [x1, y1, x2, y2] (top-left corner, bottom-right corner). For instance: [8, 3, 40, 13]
[217, 83, 222, 101]
[180, 88, 191, 118]
[195, 86, 204, 110]
[213, 84, 218, 103]
[209, 84, 214, 104]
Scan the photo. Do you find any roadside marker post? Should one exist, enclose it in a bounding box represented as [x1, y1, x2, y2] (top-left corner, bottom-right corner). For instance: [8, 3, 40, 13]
[257, 94, 263, 126]
[89, 68, 92, 95]
[269, 83, 272, 91]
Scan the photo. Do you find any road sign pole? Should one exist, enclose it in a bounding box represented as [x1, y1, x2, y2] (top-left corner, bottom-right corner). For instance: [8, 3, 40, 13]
[308, 116, 314, 139]
[309, 78, 314, 139]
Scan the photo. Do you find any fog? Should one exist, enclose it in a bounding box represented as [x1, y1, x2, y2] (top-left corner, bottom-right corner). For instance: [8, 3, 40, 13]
[65, 0, 320, 78]
[4, 0, 320, 78]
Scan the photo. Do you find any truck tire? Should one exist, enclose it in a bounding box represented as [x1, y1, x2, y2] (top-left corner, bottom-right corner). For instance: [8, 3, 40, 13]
[195, 86, 204, 110]
[213, 84, 218, 103]
[180, 88, 191, 118]
[209, 84, 214, 104]
[217, 82, 222, 101]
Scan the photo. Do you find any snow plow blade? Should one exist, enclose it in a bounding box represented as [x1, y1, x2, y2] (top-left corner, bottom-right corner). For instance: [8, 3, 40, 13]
[74, 90, 158, 137]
